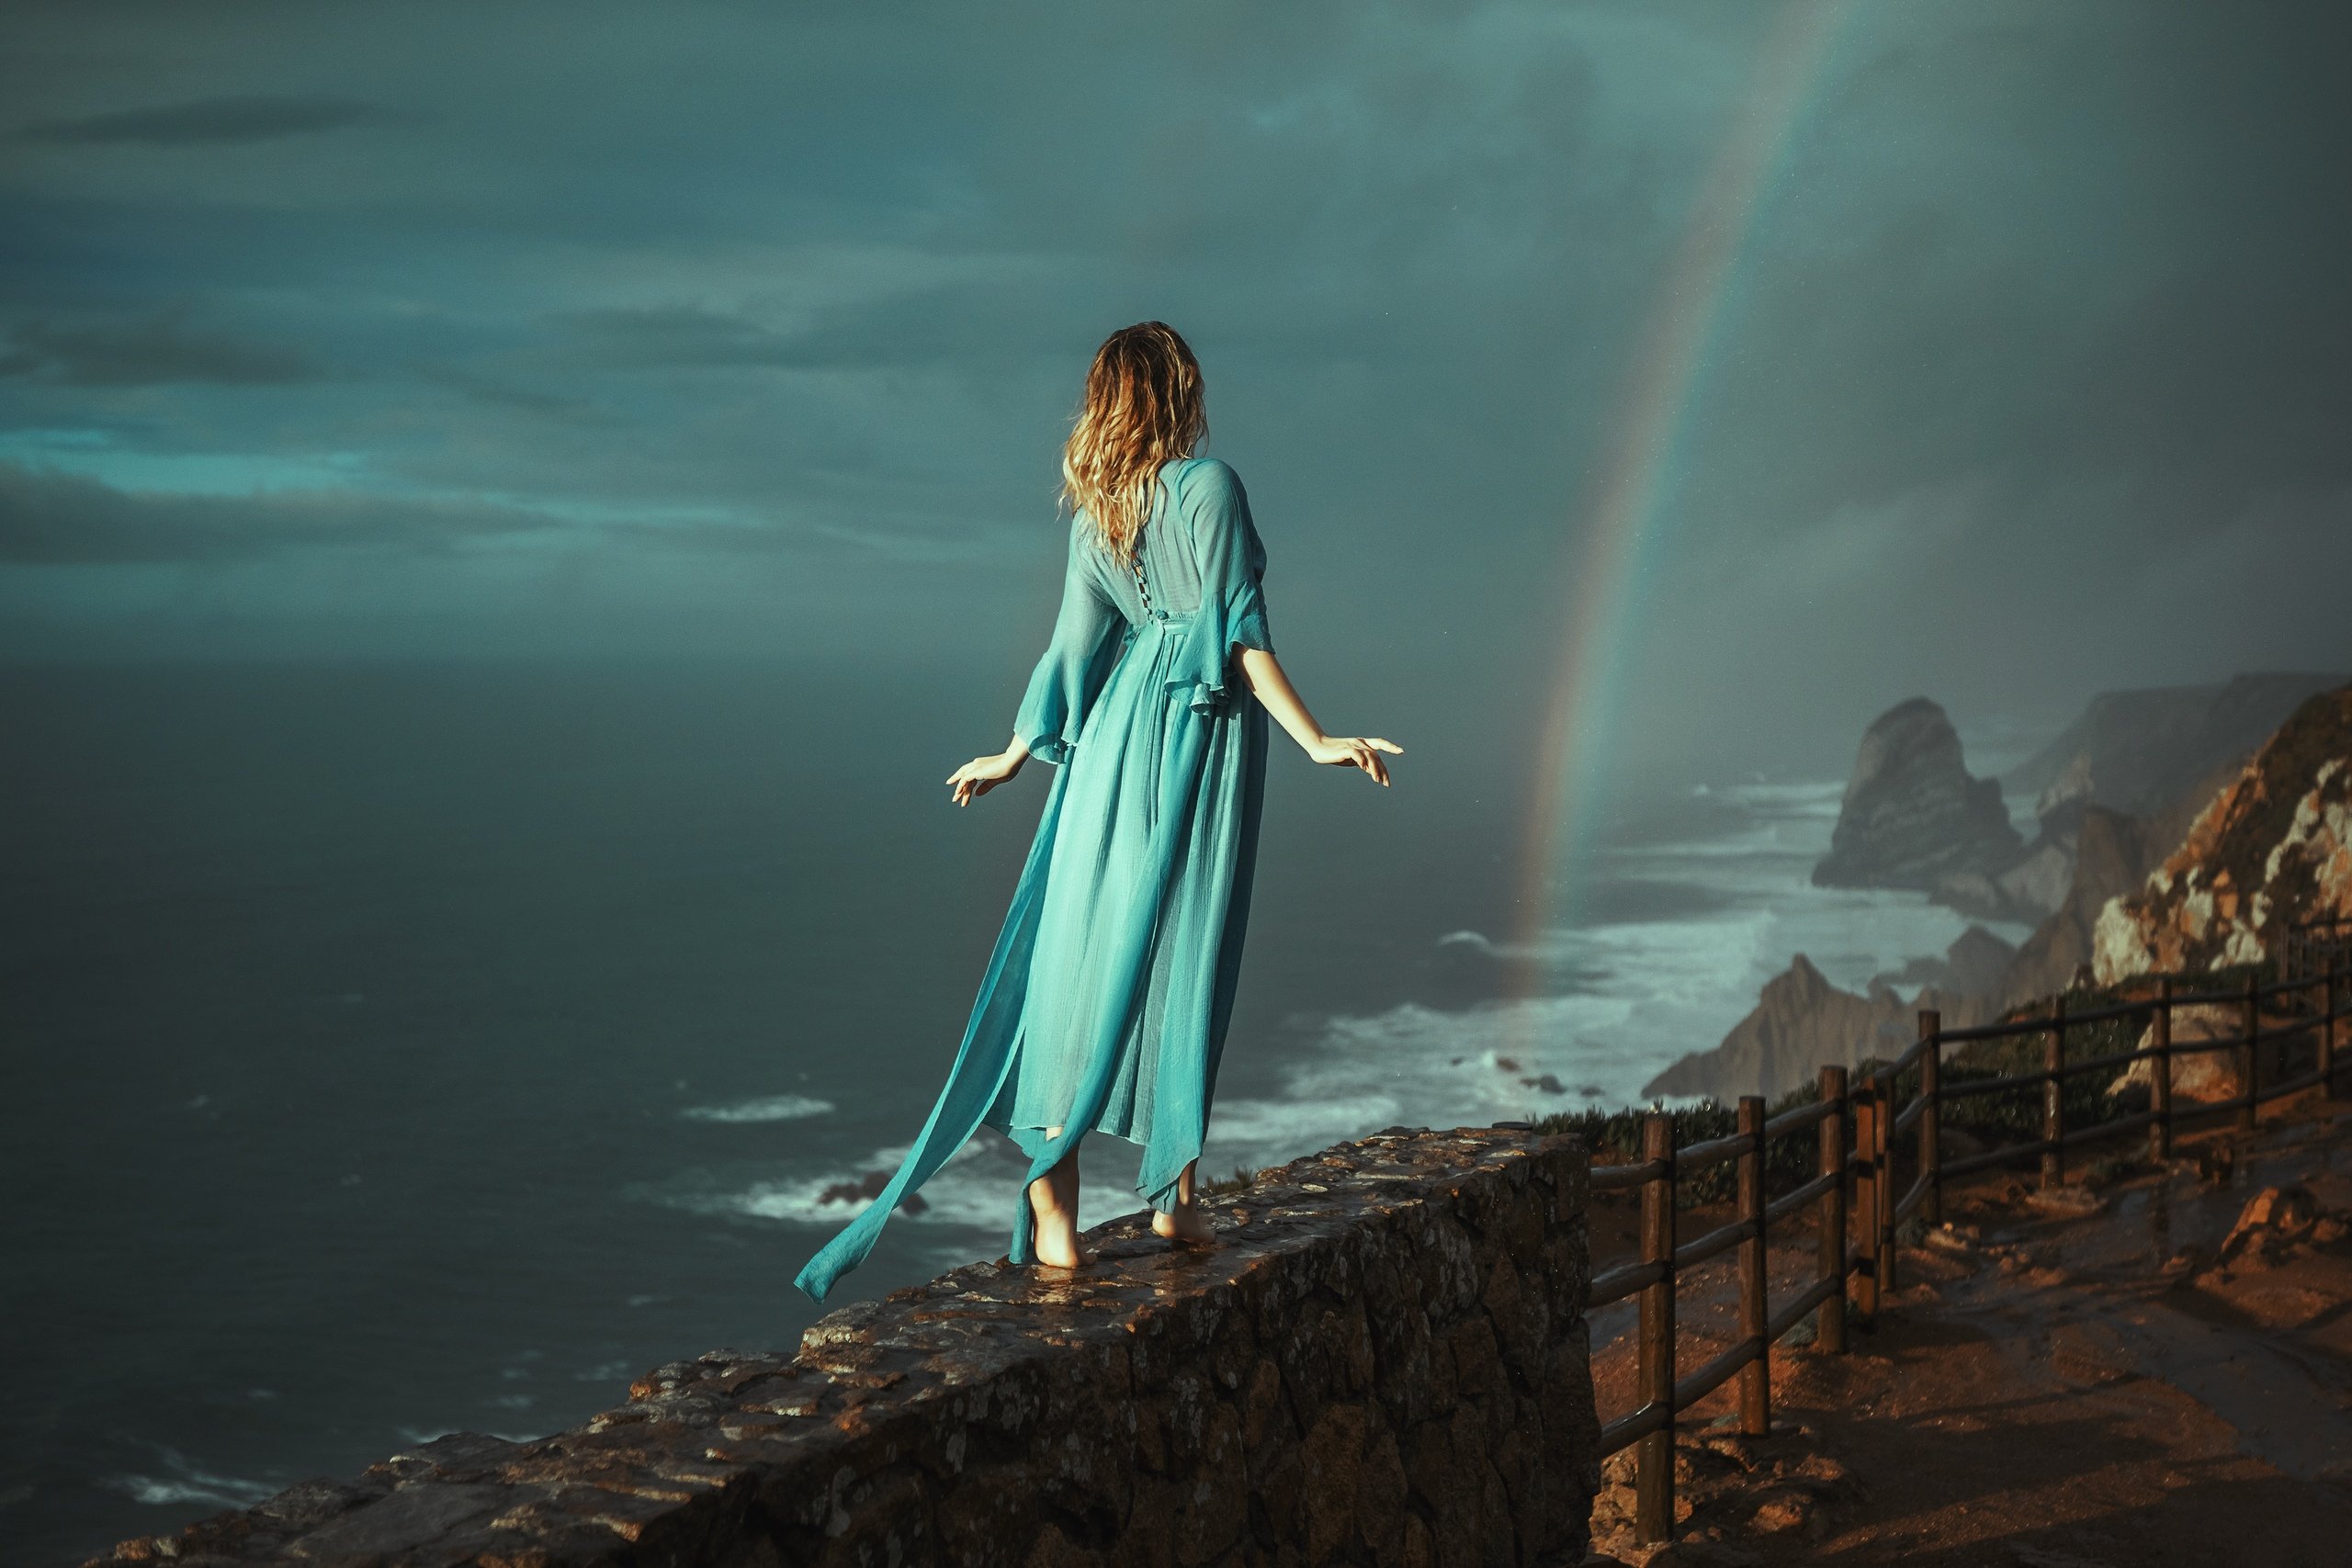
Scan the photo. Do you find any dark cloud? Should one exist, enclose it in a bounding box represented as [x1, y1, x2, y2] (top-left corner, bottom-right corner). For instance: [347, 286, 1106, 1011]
[415, 364, 606, 422]
[17, 94, 397, 146]
[0, 0, 2345, 781]
[550, 307, 816, 372]
[0, 463, 562, 562]
[0, 461, 879, 565]
[1, 311, 322, 387]
[550, 281, 1109, 374]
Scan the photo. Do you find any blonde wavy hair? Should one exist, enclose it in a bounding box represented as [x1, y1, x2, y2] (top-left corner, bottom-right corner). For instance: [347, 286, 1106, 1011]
[1060, 321, 1205, 561]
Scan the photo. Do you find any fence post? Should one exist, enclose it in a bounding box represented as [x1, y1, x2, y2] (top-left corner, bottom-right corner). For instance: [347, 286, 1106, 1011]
[2042, 995, 2068, 1190]
[1874, 1070, 1897, 1295]
[1852, 1078, 1879, 1325]
[1919, 1010, 1943, 1227]
[1816, 1065, 1847, 1355]
[2240, 971, 2260, 1132]
[1736, 1095, 1769, 1438]
[1634, 1112, 1677, 1545]
[2152, 977, 2174, 1162]
[2325, 959, 2343, 1101]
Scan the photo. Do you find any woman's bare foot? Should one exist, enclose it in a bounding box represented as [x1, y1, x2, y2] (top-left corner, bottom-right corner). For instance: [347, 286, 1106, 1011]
[1151, 1204, 1218, 1246]
[1027, 1144, 1091, 1269]
[1151, 1156, 1218, 1247]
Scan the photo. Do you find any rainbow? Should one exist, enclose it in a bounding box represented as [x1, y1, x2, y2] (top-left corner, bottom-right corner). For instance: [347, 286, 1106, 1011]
[1514, 0, 1861, 990]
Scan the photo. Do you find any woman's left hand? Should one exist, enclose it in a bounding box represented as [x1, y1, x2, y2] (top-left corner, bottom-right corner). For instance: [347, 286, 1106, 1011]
[1304, 734, 1402, 785]
[947, 749, 1024, 807]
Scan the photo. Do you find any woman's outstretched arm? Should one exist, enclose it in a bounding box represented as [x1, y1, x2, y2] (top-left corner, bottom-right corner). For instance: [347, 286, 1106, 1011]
[1236, 647, 1401, 786]
[948, 734, 1030, 807]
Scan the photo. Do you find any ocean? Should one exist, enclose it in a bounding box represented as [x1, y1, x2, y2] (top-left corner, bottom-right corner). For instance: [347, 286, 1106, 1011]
[0, 660, 2010, 1565]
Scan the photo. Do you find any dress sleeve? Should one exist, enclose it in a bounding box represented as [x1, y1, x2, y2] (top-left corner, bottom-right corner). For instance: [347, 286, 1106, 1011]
[1012, 519, 1125, 764]
[1174, 457, 1275, 717]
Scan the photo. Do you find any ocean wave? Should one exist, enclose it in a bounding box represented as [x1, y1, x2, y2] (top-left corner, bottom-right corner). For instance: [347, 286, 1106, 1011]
[1710, 778, 1846, 811]
[1203, 998, 1648, 1176]
[396, 1426, 545, 1447]
[573, 1359, 636, 1382]
[679, 1093, 836, 1123]
[107, 1452, 275, 1510]
[644, 1121, 1159, 1239]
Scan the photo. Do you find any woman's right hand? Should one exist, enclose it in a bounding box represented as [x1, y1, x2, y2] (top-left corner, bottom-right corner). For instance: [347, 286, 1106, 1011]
[947, 747, 1025, 807]
[1305, 734, 1402, 785]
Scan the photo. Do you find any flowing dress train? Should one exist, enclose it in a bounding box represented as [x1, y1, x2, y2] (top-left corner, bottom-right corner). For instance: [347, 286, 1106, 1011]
[792, 456, 1273, 1303]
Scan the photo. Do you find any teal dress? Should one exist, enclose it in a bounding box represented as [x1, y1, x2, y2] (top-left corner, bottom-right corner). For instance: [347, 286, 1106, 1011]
[793, 457, 1274, 1303]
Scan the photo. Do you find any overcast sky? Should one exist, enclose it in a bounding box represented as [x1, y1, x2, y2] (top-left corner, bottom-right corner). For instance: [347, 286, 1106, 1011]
[3, 0, 2347, 788]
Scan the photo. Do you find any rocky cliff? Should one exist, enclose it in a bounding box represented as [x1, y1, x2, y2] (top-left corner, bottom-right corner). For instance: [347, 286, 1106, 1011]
[2095, 684, 2352, 982]
[82, 1128, 1600, 1568]
[1640, 952, 1992, 1103]
[1931, 834, 2073, 926]
[1826, 675, 2343, 930]
[1878, 923, 2018, 1000]
[1812, 698, 2023, 895]
[1997, 806, 2156, 1006]
[2006, 672, 2346, 823]
[1994, 761, 2245, 1007]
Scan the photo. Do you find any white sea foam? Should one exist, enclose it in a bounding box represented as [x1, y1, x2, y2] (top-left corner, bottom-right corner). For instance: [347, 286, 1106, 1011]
[107, 1451, 275, 1510]
[680, 1094, 836, 1123]
[1203, 998, 1645, 1177]
[396, 1426, 543, 1446]
[652, 1115, 1158, 1238]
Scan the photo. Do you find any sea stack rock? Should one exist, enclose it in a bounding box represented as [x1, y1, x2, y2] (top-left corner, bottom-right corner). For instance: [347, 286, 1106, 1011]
[2094, 684, 2352, 981]
[1813, 697, 2022, 891]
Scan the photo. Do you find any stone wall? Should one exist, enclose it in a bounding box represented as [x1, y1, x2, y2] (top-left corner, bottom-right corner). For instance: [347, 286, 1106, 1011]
[88, 1127, 1597, 1568]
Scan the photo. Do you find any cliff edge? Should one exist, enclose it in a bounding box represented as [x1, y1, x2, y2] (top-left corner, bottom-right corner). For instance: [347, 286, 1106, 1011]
[81, 1128, 1599, 1568]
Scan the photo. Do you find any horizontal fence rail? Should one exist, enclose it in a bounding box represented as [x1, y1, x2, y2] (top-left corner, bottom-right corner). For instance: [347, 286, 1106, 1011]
[1589, 933, 2349, 1547]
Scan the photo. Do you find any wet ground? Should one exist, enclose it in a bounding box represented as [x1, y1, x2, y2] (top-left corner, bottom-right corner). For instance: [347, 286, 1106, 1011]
[1581, 1094, 2352, 1566]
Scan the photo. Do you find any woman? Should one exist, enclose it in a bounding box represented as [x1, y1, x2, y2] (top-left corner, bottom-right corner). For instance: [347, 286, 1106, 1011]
[793, 322, 1398, 1303]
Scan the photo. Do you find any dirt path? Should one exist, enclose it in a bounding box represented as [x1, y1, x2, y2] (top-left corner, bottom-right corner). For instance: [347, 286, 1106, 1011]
[1581, 1098, 2352, 1567]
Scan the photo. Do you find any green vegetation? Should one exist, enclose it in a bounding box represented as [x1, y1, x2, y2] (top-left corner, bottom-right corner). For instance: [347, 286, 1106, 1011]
[1200, 1164, 1258, 1197]
[1532, 1086, 1823, 1206]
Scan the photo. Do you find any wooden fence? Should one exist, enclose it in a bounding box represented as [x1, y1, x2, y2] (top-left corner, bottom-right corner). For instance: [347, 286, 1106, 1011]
[1588, 920, 2351, 1546]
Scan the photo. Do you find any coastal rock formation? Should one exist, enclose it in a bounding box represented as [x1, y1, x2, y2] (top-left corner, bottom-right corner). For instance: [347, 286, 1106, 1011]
[1813, 698, 2023, 894]
[1953, 671, 2343, 941]
[1996, 757, 2251, 1008]
[1931, 833, 2073, 925]
[1874, 923, 2018, 999]
[1641, 952, 1990, 1103]
[2006, 671, 2346, 823]
[1848, 674, 2341, 931]
[1999, 807, 2155, 1007]
[83, 1128, 1600, 1568]
[2094, 685, 2352, 982]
